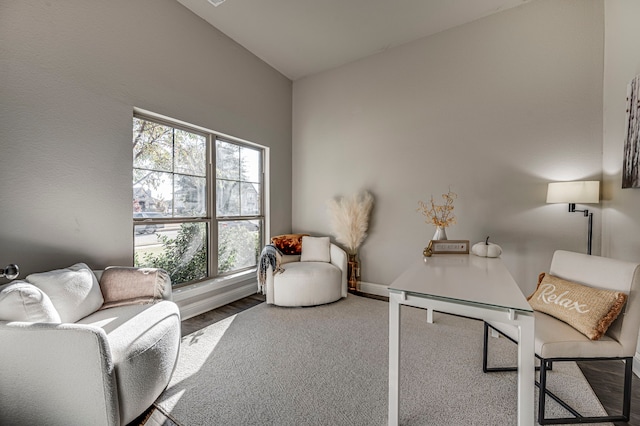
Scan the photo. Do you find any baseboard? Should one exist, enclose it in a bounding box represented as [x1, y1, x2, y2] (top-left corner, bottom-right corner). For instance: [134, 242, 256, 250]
[178, 282, 258, 321]
[178, 280, 387, 320]
[357, 281, 389, 297]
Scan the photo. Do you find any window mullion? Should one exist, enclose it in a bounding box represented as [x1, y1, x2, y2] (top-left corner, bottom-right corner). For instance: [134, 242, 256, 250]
[209, 135, 218, 277]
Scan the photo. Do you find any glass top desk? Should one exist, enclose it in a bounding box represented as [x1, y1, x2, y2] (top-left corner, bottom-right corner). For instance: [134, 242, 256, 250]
[388, 255, 535, 426]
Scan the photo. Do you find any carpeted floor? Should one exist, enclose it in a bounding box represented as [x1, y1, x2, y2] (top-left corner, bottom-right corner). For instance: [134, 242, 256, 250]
[154, 295, 610, 425]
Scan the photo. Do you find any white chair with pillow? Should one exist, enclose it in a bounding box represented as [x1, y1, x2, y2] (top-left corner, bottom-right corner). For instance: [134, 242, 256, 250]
[0, 263, 181, 426]
[263, 234, 348, 307]
[483, 250, 640, 424]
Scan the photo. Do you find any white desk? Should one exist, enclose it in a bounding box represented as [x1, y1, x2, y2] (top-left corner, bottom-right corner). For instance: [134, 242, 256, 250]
[388, 255, 534, 426]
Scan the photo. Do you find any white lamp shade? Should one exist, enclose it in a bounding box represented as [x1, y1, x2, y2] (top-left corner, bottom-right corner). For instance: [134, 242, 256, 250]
[546, 181, 600, 204]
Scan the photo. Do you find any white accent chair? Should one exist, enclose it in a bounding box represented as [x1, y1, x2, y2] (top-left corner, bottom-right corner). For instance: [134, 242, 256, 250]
[483, 250, 640, 424]
[0, 265, 181, 426]
[266, 242, 348, 307]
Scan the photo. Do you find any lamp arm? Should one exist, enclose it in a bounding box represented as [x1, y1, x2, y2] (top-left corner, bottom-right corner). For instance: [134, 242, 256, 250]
[568, 203, 590, 217]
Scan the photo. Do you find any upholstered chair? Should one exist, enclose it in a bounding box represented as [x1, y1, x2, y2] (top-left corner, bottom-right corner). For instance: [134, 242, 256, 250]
[0, 264, 181, 426]
[483, 250, 640, 424]
[264, 235, 348, 307]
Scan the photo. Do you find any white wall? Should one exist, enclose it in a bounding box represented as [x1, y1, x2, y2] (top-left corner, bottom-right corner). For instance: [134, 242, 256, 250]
[602, 0, 640, 262]
[0, 0, 292, 280]
[292, 0, 604, 294]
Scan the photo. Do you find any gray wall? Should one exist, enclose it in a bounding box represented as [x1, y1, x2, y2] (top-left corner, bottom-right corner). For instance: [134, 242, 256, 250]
[0, 0, 292, 280]
[292, 0, 604, 294]
[602, 0, 640, 263]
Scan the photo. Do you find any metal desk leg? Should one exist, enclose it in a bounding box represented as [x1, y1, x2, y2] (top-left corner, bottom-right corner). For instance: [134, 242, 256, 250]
[517, 315, 535, 426]
[388, 291, 401, 426]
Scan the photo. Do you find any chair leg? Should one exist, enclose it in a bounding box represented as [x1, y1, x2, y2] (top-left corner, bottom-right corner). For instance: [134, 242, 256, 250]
[538, 357, 633, 424]
[482, 322, 517, 373]
[482, 321, 489, 373]
[623, 357, 633, 420]
[538, 356, 547, 422]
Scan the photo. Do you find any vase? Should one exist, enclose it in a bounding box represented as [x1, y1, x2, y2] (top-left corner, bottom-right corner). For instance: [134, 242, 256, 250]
[432, 226, 448, 240]
[347, 254, 360, 292]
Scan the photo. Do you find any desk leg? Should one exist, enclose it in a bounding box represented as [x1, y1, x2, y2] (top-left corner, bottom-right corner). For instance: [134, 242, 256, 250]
[517, 315, 535, 426]
[426, 308, 433, 324]
[389, 291, 401, 426]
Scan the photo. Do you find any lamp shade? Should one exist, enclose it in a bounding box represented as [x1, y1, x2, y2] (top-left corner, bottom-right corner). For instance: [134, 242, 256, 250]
[546, 181, 600, 204]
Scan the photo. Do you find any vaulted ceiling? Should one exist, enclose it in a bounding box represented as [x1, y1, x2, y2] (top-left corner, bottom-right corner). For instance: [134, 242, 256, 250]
[177, 0, 532, 80]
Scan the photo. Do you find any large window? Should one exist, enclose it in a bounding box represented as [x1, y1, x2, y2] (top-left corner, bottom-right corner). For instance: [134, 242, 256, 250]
[133, 115, 263, 286]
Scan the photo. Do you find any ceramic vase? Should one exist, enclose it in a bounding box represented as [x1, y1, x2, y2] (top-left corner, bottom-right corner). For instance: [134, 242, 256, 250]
[432, 226, 448, 240]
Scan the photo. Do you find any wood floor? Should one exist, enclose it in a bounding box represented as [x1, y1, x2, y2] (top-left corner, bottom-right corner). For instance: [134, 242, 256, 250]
[134, 292, 640, 425]
[577, 360, 640, 425]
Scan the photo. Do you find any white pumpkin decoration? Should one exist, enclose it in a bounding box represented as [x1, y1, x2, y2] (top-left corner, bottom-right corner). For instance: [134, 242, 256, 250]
[472, 236, 502, 258]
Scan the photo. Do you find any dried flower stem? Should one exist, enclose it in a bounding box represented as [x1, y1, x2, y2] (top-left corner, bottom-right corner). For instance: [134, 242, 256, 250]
[417, 190, 457, 228]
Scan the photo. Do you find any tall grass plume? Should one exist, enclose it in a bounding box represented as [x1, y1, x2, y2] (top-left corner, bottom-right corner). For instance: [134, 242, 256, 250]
[328, 191, 374, 255]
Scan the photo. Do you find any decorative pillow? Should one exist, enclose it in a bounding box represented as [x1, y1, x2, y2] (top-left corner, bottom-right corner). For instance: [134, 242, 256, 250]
[271, 233, 309, 255]
[0, 281, 61, 323]
[528, 273, 627, 340]
[300, 236, 331, 263]
[99, 266, 170, 310]
[26, 263, 104, 323]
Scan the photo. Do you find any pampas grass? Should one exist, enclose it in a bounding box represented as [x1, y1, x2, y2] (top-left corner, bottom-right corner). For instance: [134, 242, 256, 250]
[328, 191, 374, 255]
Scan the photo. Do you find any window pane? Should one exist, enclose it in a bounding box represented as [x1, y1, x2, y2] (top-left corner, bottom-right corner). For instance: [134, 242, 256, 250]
[218, 220, 260, 274]
[241, 183, 260, 215]
[216, 140, 240, 180]
[174, 175, 206, 217]
[133, 118, 173, 172]
[133, 170, 173, 215]
[240, 147, 260, 183]
[174, 129, 206, 177]
[216, 180, 240, 216]
[134, 222, 207, 286]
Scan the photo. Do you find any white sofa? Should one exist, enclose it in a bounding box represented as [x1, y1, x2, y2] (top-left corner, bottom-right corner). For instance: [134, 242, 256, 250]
[0, 263, 181, 426]
[266, 240, 348, 307]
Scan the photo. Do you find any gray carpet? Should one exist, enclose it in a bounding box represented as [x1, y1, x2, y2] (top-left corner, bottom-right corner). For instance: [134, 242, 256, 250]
[154, 295, 610, 425]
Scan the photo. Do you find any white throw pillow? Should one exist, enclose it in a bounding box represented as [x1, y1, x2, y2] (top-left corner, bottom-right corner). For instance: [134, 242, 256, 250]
[0, 281, 62, 323]
[300, 236, 331, 263]
[26, 263, 104, 323]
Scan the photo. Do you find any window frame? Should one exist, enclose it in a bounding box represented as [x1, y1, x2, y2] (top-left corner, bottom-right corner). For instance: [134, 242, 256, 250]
[132, 112, 265, 287]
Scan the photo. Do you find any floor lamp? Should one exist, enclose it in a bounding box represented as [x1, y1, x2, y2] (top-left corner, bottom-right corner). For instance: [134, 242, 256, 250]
[546, 181, 600, 255]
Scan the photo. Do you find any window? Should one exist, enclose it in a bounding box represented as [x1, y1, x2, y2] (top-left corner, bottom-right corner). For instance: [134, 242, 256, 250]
[132, 115, 264, 287]
[216, 139, 263, 274]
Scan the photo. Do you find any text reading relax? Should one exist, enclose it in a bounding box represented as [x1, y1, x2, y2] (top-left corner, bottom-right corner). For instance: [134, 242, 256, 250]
[536, 284, 590, 313]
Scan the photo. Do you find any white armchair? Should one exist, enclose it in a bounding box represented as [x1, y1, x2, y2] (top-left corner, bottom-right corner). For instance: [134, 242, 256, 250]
[265, 237, 348, 307]
[0, 264, 181, 426]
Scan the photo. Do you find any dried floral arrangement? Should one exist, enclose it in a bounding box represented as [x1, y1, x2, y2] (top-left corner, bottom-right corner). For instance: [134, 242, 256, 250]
[328, 191, 374, 255]
[417, 189, 457, 228]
